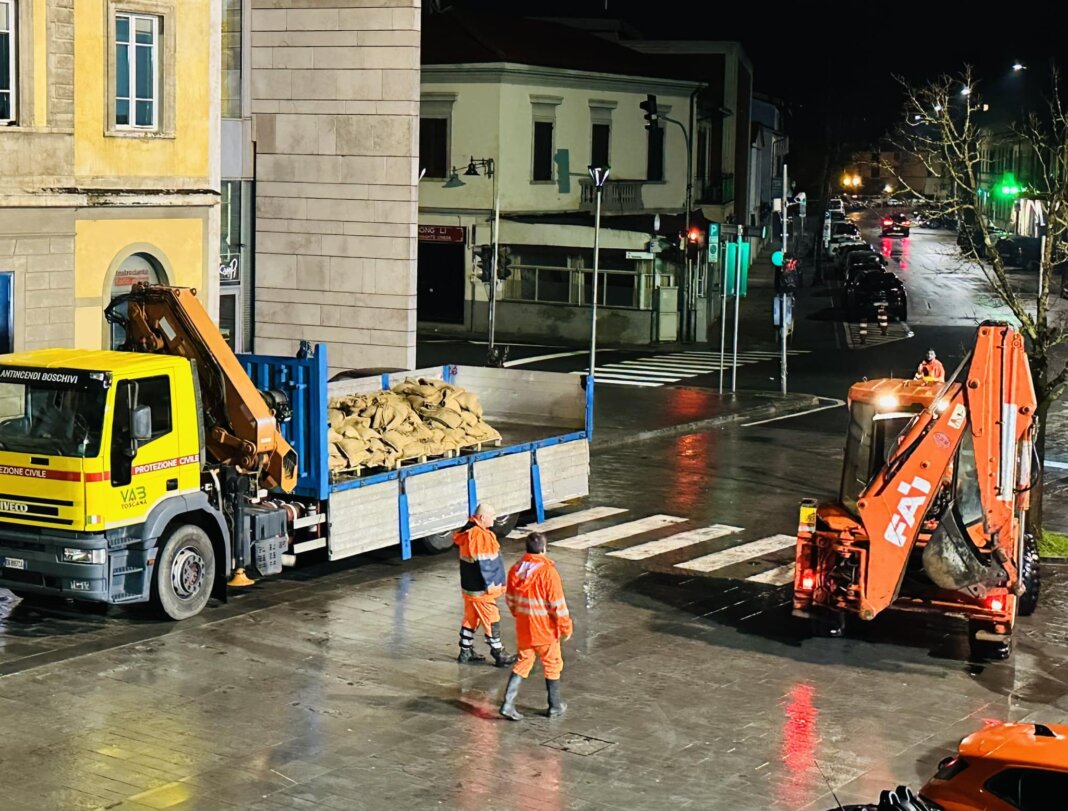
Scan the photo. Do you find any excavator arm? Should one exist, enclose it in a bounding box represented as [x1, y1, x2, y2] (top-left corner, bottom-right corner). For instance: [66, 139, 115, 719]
[854, 323, 1037, 618]
[106, 284, 298, 492]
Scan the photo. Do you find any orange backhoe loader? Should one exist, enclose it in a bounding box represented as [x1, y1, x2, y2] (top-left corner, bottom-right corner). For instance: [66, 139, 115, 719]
[793, 322, 1040, 659]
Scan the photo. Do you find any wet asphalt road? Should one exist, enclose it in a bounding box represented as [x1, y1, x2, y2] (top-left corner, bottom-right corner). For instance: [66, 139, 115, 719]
[2, 213, 1068, 810]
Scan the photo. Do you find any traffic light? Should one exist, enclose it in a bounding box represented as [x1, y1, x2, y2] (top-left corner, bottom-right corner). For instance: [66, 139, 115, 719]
[640, 94, 659, 131]
[497, 246, 513, 280]
[685, 227, 701, 260]
[473, 246, 493, 283]
[996, 172, 1021, 199]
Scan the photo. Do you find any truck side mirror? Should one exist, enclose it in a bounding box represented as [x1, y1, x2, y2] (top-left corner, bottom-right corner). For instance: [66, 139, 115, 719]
[131, 404, 152, 443]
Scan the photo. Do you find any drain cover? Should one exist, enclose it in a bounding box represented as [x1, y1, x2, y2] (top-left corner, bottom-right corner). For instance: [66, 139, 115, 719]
[541, 733, 615, 756]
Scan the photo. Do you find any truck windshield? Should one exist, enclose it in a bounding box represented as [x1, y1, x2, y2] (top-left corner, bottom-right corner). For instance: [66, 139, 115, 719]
[0, 378, 107, 458]
[839, 402, 919, 515]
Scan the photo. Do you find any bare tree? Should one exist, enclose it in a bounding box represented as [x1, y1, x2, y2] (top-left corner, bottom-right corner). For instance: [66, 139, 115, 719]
[893, 67, 1068, 537]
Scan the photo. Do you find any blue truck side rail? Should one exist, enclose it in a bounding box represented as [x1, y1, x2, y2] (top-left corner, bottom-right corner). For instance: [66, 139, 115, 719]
[239, 346, 594, 559]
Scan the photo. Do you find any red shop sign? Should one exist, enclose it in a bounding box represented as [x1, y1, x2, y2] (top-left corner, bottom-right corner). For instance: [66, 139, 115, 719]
[418, 225, 466, 244]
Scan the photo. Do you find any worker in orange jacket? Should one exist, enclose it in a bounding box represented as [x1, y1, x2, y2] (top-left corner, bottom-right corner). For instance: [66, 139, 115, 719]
[454, 503, 516, 667]
[915, 349, 945, 383]
[499, 532, 573, 720]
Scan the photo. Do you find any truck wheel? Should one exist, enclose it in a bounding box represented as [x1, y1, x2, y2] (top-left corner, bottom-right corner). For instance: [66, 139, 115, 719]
[493, 513, 520, 538]
[419, 530, 456, 554]
[1017, 535, 1041, 617]
[152, 525, 215, 620]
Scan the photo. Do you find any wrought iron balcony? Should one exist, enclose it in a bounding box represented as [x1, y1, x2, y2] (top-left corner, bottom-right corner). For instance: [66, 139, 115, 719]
[579, 178, 646, 213]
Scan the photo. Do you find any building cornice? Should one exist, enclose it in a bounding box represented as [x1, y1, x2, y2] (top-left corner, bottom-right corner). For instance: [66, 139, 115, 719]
[422, 62, 701, 95]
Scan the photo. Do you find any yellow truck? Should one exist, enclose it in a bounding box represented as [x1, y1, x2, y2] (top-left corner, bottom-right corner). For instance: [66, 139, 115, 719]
[0, 286, 592, 619]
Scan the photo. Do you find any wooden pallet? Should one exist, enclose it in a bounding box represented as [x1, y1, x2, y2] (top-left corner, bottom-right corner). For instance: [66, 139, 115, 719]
[330, 448, 460, 480]
[459, 437, 503, 454]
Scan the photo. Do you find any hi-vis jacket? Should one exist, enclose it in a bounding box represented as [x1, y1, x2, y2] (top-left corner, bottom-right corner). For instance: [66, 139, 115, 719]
[454, 520, 506, 598]
[506, 553, 573, 648]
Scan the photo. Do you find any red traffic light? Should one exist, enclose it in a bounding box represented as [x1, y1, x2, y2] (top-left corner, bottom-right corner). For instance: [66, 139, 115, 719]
[687, 227, 701, 243]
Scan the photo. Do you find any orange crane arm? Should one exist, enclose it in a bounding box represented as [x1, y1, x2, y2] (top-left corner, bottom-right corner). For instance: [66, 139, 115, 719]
[107, 284, 298, 492]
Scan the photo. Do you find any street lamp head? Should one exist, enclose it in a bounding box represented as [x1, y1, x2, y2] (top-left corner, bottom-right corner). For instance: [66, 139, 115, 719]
[960, 85, 971, 96]
[1013, 62, 1026, 71]
[443, 172, 465, 189]
[934, 103, 943, 112]
[464, 158, 480, 176]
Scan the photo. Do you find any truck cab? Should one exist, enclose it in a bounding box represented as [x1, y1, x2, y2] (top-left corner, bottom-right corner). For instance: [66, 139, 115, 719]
[0, 350, 221, 615]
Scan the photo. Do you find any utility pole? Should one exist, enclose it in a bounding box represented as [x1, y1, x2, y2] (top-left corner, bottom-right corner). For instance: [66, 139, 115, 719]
[731, 225, 745, 393]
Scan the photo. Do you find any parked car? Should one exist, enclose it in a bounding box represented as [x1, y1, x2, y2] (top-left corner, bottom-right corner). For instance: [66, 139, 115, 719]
[881, 212, 911, 238]
[920, 722, 1068, 811]
[958, 225, 1010, 258]
[844, 251, 887, 280]
[836, 242, 879, 272]
[845, 269, 907, 321]
[886, 197, 904, 206]
[830, 221, 861, 242]
[827, 198, 846, 214]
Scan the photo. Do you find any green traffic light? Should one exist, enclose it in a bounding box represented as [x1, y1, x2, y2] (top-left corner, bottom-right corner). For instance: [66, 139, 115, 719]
[995, 172, 1021, 199]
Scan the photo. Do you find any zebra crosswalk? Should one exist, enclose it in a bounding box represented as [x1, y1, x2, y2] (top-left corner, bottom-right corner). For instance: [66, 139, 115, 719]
[572, 349, 810, 387]
[509, 507, 798, 586]
[844, 319, 914, 349]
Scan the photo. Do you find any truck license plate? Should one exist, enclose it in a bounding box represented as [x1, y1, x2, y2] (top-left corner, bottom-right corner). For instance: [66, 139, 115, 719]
[2, 557, 26, 570]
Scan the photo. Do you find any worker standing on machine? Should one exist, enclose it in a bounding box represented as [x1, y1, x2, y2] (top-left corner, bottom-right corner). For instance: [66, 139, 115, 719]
[454, 503, 517, 667]
[915, 349, 945, 383]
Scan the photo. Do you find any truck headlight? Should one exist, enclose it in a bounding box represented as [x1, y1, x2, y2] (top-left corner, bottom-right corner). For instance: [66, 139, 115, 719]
[62, 548, 106, 565]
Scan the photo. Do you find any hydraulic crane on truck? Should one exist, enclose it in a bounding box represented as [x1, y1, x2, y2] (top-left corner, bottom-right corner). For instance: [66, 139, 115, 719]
[793, 322, 1041, 659]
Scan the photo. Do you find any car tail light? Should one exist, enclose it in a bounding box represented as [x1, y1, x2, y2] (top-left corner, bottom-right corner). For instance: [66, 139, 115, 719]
[882, 218, 892, 225]
[800, 570, 815, 590]
[903, 221, 911, 227]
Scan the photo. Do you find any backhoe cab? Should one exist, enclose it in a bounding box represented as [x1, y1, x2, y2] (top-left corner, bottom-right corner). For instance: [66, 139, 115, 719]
[793, 323, 1039, 659]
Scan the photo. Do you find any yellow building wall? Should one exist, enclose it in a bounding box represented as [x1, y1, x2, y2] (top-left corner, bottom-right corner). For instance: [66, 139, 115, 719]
[72, 0, 212, 180]
[73, 217, 206, 349]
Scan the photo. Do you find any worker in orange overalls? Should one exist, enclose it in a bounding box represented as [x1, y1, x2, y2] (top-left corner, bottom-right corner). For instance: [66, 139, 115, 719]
[915, 349, 945, 383]
[454, 503, 516, 667]
[499, 532, 573, 720]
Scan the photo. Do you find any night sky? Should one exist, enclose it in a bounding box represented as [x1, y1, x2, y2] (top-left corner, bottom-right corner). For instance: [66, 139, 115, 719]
[435, 0, 1061, 188]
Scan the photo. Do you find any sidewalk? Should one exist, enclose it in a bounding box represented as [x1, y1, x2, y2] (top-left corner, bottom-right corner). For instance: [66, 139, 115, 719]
[590, 383, 820, 449]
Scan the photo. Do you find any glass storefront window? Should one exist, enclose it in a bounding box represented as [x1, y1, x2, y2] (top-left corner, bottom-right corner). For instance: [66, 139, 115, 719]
[219, 180, 252, 351]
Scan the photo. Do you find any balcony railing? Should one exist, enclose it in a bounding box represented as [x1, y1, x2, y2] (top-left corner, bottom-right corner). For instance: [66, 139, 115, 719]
[579, 178, 646, 213]
[699, 174, 735, 205]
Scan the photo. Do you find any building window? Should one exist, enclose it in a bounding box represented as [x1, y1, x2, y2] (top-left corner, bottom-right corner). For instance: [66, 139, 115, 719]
[870, 163, 880, 179]
[591, 122, 610, 170]
[219, 179, 252, 352]
[647, 126, 664, 182]
[0, 0, 14, 123]
[115, 12, 159, 129]
[532, 120, 554, 181]
[419, 117, 448, 179]
[221, 0, 241, 118]
[696, 127, 709, 184]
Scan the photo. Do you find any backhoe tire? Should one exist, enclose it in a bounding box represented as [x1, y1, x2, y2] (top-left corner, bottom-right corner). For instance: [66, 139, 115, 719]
[420, 530, 456, 554]
[1017, 535, 1041, 617]
[152, 525, 215, 621]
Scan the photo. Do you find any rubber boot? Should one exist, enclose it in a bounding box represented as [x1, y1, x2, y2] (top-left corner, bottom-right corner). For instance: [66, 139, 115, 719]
[545, 678, 567, 718]
[499, 673, 525, 721]
[457, 646, 486, 664]
[488, 623, 517, 667]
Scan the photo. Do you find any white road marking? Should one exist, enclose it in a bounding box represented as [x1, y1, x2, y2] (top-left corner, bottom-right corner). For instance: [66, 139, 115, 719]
[746, 564, 796, 586]
[674, 534, 797, 573]
[510, 506, 628, 538]
[589, 376, 670, 387]
[606, 524, 743, 560]
[503, 351, 588, 367]
[552, 514, 687, 550]
[741, 397, 847, 427]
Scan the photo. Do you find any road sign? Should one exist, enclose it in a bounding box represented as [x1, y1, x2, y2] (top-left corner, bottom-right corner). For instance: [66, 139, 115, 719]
[419, 225, 466, 244]
[822, 217, 832, 247]
[723, 241, 750, 297]
[626, 250, 654, 260]
[771, 250, 784, 267]
[707, 222, 720, 265]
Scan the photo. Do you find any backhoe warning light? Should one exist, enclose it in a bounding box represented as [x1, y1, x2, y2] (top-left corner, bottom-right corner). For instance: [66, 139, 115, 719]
[876, 394, 899, 411]
[800, 570, 815, 591]
[988, 596, 1005, 612]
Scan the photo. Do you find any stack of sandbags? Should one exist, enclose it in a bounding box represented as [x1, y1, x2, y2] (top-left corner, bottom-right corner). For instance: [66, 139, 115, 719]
[392, 378, 502, 448]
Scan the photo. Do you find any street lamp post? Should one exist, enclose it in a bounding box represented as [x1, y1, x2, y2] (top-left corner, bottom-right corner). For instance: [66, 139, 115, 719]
[588, 166, 610, 383]
[444, 157, 500, 364]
